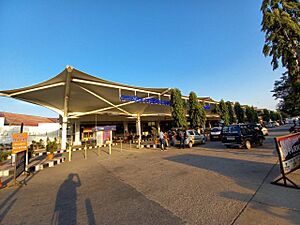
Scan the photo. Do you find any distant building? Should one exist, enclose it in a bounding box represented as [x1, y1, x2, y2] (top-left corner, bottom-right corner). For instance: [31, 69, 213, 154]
[0, 112, 59, 144]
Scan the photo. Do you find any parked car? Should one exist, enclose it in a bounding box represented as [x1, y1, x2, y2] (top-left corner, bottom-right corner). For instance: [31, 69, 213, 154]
[265, 122, 276, 128]
[248, 123, 269, 136]
[261, 127, 269, 136]
[210, 127, 222, 141]
[222, 124, 265, 149]
[174, 129, 206, 148]
[271, 121, 280, 127]
[289, 125, 300, 133]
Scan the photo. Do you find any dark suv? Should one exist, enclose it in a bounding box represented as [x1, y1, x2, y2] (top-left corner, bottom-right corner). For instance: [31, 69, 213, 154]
[221, 124, 265, 149]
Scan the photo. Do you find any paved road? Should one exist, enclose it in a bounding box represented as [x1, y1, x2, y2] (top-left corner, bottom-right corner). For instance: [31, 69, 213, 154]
[0, 125, 299, 225]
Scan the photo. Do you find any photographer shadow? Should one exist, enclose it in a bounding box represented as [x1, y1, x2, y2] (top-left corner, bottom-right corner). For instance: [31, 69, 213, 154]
[52, 173, 81, 225]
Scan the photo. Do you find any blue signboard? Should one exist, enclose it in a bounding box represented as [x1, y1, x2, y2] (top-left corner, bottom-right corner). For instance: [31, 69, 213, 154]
[120, 95, 170, 106]
[203, 105, 211, 110]
[93, 126, 117, 131]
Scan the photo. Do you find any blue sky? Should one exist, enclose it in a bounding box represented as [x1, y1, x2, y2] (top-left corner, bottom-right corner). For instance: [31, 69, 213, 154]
[0, 1, 283, 117]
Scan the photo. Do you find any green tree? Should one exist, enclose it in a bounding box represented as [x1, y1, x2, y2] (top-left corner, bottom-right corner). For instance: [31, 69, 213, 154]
[270, 110, 282, 121]
[245, 106, 253, 123]
[251, 106, 259, 123]
[188, 92, 206, 128]
[225, 101, 236, 124]
[234, 102, 245, 123]
[198, 102, 207, 128]
[261, 0, 300, 77]
[279, 111, 288, 120]
[262, 109, 271, 122]
[270, 111, 276, 121]
[261, 0, 300, 116]
[170, 88, 187, 128]
[276, 111, 283, 121]
[273, 72, 300, 116]
[217, 100, 230, 125]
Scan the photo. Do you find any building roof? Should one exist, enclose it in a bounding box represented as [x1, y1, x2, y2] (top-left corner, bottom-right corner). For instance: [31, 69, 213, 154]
[0, 66, 220, 120]
[0, 112, 58, 126]
[0, 66, 172, 118]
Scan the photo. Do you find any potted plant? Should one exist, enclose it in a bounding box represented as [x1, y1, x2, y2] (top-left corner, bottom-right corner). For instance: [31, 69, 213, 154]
[46, 138, 58, 160]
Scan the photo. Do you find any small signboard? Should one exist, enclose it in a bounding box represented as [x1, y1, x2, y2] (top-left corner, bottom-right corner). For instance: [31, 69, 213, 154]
[12, 132, 28, 154]
[15, 150, 26, 179]
[93, 126, 116, 131]
[272, 132, 300, 188]
[95, 130, 112, 146]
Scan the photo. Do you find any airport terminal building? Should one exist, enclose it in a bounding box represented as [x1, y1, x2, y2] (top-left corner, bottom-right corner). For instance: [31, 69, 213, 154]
[0, 66, 220, 149]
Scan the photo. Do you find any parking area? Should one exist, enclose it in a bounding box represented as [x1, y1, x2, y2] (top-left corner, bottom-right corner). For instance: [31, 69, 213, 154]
[0, 125, 299, 225]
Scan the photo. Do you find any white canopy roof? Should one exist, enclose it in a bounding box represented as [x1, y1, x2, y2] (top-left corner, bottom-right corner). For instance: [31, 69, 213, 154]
[0, 66, 172, 119]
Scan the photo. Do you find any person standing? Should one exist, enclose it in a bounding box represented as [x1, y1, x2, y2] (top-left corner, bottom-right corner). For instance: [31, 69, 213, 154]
[159, 130, 165, 150]
[168, 130, 174, 147]
[179, 130, 185, 149]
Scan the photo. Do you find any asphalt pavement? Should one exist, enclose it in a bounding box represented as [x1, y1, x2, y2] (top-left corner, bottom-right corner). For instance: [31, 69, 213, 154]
[0, 125, 299, 225]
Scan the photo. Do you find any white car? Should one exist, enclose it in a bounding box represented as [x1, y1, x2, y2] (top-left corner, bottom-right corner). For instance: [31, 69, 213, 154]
[185, 130, 206, 148]
[261, 127, 269, 136]
[210, 127, 222, 140]
[174, 130, 206, 148]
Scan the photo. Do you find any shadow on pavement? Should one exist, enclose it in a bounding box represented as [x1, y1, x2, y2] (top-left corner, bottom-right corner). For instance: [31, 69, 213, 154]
[165, 153, 300, 225]
[82, 164, 185, 225]
[0, 171, 39, 224]
[52, 173, 81, 225]
[85, 198, 96, 225]
[165, 154, 273, 190]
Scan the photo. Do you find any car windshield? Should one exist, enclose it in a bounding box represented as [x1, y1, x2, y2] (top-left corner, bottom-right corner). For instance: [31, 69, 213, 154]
[188, 131, 195, 135]
[211, 128, 220, 132]
[222, 126, 240, 134]
[194, 131, 200, 135]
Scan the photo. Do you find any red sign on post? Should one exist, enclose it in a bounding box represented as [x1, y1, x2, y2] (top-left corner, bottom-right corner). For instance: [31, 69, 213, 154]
[12, 132, 28, 154]
[273, 132, 300, 189]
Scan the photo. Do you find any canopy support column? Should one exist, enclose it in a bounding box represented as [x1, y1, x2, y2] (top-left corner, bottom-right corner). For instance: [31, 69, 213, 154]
[123, 121, 128, 134]
[136, 114, 141, 149]
[156, 121, 161, 133]
[74, 120, 81, 145]
[61, 116, 68, 150]
[61, 66, 73, 150]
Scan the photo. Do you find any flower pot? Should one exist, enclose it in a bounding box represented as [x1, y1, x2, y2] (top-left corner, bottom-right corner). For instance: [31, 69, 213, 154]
[47, 153, 54, 160]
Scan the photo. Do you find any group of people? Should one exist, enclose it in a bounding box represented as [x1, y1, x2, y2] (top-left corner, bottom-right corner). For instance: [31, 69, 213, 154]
[158, 129, 187, 150]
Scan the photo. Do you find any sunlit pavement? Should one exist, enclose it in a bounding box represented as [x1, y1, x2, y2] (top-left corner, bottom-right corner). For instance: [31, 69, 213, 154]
[0, 125, 299, 225]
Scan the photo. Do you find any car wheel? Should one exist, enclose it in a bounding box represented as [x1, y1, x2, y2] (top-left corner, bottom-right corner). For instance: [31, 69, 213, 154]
[188, 142, 193, 148]
[225, 145, 231, 148]
[245, 140, 251, 150]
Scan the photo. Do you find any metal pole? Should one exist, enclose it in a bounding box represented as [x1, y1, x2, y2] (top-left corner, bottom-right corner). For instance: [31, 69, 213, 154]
[84, 145, 87, 159]
[97, 145, 100, 157]
[62, 66, 73, 150]
[120, 141, 122, 152]
[68, 146, 72, 162]
[109, 142, 112, 155]
[136, 114, 141, 149]
[20, 123, 29, 172]
[129, 140, 131, 149]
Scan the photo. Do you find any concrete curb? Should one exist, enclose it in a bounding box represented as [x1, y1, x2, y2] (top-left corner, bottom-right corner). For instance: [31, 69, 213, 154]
[1, 156, 66, 178]
[33, 143, 119, 156]
[29, 157, 66, 173]
[137, 144, 161, 149]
